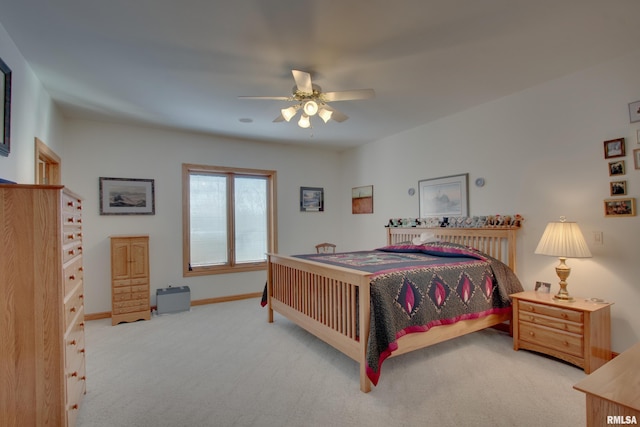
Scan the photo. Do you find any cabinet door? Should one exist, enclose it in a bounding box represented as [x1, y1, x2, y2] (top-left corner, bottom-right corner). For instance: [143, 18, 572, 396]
[111, 240, 131, 281]
[130, 239, 149, 279]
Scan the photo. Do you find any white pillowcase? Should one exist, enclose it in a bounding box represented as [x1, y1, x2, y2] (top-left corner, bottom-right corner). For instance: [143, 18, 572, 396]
[412, 232, 440, 245]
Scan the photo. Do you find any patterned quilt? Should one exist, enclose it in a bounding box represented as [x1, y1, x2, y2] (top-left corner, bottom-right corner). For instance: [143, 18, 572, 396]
[295, 242, 523, 386]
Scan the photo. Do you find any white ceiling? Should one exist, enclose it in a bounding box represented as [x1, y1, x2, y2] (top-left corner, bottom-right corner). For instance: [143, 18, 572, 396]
[1, 0, 640, 150]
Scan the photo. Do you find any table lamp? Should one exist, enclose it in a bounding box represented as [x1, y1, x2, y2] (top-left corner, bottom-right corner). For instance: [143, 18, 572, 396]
[534, 216, 592, 301]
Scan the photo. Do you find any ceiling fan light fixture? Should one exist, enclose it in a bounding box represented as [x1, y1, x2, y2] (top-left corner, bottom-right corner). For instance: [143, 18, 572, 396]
[281, 106, 298, 122]
[298, 114, 311, 129]
[318, 107, 333, 123]
[303, 100, 318, 116]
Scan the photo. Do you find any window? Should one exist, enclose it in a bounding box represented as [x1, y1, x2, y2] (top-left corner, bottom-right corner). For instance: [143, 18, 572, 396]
[182, 163, 276, 276]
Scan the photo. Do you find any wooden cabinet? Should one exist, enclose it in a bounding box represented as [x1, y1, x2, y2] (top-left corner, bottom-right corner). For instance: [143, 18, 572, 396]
[111, 235, 151, 325]
[0, 184, 86, 427]
[512, 291, 612, 374]
[574, 342, 640, 427]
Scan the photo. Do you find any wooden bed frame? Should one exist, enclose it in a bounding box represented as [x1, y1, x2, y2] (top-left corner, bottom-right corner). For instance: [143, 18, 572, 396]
[266, 226, 520, 392]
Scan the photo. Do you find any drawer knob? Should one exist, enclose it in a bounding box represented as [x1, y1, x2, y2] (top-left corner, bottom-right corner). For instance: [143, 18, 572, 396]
[529, 331, 535, 337]
[70, 307, 76, 313]
[70, 371, 78, 377]
[69, 274, 76, 280]
[70, 404, 79, 411]
[69, 339, 77, 346]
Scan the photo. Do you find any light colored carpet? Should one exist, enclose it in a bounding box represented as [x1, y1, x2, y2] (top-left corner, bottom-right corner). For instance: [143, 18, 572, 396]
[77, 298, 587, 427]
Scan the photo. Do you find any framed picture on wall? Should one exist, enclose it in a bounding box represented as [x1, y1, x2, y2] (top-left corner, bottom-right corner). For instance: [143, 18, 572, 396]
[608, 160, 625, 176]
[352, 185, 373, 214]
[300, 187, 324, 212]
[603, 138, 625, 159]
[610, 180, 627, 196]
[0, 56, 11, 157]
[604, 198, 636, 217]
[418, 173, 469, 217]
[628, 100, 640, 123]
[99, 177, 155, 215]
[634, 149, 640, 170]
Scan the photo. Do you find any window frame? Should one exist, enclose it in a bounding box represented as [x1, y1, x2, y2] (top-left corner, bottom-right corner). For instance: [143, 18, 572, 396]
[182, 163, 277, 277]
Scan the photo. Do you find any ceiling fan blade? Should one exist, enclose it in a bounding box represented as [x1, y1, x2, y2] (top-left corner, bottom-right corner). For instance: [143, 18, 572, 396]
[238, 96, 290, 100]
[322, 104, 349, 122]
[292, 70, 313, 94]
[322, 89, 375, 102]
[273, 114, 285, 122]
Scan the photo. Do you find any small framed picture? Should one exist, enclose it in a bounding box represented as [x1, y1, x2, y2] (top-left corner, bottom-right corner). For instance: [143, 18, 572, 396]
[300, 187, 324, 212]
[636, 129, 640, 144]
[604, 198, 636, 217]
[609, 181, 627, 196]
[604, 138, 625, 159]
[608, 160, 625, 176]
[535, 281, 551, 293]
[634, 149, 640, 170]
[610, 180, 627, 196]
[628, 100, 640, 123]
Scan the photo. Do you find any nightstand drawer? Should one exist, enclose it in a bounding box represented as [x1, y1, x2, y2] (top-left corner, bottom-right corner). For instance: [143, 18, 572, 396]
[520, 322, 583, 357]
[519, 312, 583, 334]
[518, 300, 583, 323]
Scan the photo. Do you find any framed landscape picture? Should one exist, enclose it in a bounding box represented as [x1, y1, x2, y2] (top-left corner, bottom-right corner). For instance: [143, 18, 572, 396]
[99, 177, 155, 215]
[352, 185, 373, 214]
[300, 187, 324, 212]
[418, 173, 469, 217]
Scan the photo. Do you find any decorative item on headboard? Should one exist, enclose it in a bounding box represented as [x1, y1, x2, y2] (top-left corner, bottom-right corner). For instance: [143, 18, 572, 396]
[386, 214, 523, 228]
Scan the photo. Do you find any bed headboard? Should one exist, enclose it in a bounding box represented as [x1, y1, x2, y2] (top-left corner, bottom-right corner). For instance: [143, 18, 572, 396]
[386, 227, 519, 272]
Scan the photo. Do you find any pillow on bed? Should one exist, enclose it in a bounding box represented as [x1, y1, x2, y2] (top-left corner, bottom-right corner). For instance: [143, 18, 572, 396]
[411, 232, 440, 245]
[379, 241, 486, 260]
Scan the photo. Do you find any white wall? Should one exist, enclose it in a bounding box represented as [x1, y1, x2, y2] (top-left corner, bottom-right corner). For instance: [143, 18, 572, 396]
[62, 120, 343, 314]
[0, 22, 65, 183]
[340, 49, 640, 353]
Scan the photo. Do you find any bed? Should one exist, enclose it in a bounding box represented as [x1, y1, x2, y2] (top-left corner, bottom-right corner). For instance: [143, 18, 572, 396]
[265, 225, 523, 392]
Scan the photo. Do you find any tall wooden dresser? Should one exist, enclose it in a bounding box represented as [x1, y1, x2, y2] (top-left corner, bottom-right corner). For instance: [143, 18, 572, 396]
[0, 184, 86, 427]
[110, 235, 151, 325]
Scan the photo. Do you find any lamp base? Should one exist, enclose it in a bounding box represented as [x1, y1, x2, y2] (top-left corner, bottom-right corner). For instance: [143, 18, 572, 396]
[554, 257, 574, 302]
[553, 293, 574, 302]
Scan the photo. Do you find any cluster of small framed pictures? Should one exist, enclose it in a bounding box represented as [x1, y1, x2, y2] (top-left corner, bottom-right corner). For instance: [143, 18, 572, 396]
[603, 109, 639, 217]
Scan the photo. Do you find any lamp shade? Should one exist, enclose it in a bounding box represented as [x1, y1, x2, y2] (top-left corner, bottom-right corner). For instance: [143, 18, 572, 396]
[534, 219, 592, 258]
[303, 100, 318, 116]
[298, 114, 311, 129]
[318, 107, 333, 123]
[281, 106, 298, 122]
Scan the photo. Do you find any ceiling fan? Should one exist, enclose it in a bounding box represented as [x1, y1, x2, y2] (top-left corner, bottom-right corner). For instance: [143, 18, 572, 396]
[239, 70, 375, 128]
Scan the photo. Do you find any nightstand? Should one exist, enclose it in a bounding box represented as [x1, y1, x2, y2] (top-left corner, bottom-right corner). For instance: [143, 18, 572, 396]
[511, 291, 612, 373]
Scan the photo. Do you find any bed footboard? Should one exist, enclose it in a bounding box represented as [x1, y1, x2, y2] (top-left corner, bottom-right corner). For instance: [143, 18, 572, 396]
[267, 253, 374, 392]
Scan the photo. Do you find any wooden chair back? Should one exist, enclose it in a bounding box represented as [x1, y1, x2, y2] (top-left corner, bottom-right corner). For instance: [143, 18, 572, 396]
[315, 243, 336, 254]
